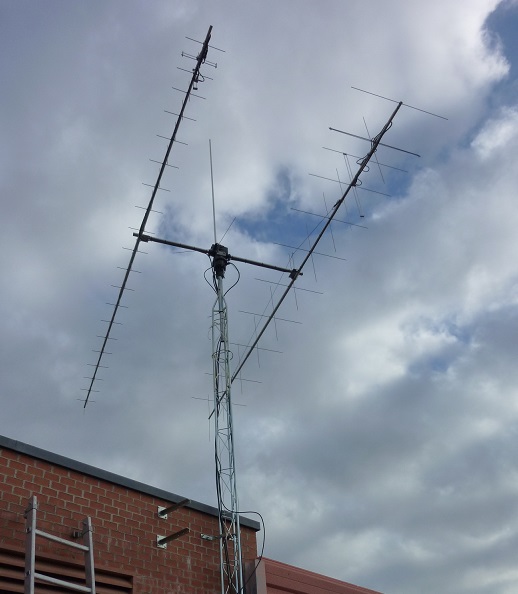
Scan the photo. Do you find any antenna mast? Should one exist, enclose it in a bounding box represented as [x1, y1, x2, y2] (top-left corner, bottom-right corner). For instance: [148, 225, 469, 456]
[134, 230, 297, 593]
[211, 244, 242, 593]
[209, 142, 243, 593]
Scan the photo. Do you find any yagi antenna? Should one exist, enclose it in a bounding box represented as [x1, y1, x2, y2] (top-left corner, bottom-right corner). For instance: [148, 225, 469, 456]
[83, 25, 214, 409]
[230, 101, 405, 383]
[231, 91, 445, 387]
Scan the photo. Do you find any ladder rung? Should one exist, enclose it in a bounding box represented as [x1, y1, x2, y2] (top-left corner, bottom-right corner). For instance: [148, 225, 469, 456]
[34, 572, 92, 593]
[25, 495, 96, 594]
[34, 528, 89, 551]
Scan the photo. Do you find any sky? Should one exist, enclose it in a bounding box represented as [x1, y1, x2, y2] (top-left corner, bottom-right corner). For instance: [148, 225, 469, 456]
[2, 1, 518, 593]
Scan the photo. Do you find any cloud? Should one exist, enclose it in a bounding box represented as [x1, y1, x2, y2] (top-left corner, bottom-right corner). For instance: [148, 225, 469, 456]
[1, 2, 518, 594]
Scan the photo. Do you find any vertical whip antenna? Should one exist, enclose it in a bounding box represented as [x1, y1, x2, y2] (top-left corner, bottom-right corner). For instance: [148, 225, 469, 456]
[210, 139, 217, 244]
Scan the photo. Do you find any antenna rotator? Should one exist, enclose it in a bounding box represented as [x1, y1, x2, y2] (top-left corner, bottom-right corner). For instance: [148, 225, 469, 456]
[210, 243, 229, 278]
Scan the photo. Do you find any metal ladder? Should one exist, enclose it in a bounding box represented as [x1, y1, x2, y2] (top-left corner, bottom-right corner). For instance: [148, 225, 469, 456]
[24, 495, 96, 594]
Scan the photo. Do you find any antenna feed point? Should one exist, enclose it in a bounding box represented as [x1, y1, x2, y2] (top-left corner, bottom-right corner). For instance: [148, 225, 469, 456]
[210, 243, 229, 278]
[289, 269, 301, 280]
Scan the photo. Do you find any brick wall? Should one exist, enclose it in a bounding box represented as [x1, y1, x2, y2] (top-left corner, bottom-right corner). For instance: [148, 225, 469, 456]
[0, 439, 258, 594]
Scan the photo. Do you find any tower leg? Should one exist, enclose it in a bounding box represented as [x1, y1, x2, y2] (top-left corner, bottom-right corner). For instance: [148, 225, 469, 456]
[212, 273, 243, 593]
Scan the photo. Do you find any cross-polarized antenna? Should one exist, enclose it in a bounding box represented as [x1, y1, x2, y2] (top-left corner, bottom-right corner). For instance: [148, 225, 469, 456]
[231, 89, 446, 393]
[230, 101, 405, 383]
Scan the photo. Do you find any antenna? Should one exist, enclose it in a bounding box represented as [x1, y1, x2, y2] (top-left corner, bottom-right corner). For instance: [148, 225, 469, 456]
[210, 139, 217, 244]
[83, 26, 214, 408]
[83, 30, 443, 593]
[230, 101, 405, 383]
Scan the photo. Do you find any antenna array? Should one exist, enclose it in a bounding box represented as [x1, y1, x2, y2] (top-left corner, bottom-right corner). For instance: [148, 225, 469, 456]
[83, 27, 443, 594]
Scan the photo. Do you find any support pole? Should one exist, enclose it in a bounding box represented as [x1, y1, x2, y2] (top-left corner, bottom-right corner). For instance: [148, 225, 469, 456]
[24, 496, 37, 594]
[211, 245, 243, 594]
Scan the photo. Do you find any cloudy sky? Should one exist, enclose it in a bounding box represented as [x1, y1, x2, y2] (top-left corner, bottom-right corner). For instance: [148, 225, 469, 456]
[2, 1, 518, 593]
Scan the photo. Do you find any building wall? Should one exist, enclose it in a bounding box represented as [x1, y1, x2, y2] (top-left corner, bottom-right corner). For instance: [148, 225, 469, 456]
[0, 436, 258, 594]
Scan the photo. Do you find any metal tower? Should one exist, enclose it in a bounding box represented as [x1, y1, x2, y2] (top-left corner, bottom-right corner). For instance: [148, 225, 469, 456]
[211, 244, 243, 593]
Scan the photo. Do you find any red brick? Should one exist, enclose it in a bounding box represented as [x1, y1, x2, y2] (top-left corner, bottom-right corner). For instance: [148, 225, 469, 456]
[0, 446, 259, 594]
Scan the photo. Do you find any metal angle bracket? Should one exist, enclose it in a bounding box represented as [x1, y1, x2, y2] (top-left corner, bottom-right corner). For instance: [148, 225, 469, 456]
[157, 498, 190, 520]
[156, 528, 190, 549]
[156, 498, 190, 549]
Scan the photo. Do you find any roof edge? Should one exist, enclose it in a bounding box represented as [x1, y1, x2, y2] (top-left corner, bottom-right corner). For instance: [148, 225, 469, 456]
[0, 434, 260, 531]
